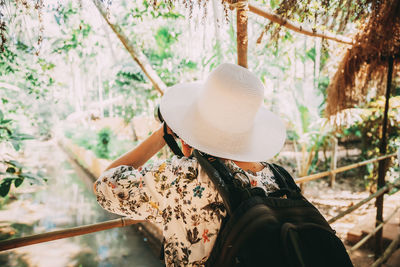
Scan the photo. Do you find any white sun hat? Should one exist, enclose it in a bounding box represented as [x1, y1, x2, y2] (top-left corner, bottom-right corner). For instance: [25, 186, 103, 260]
[160, 63, 286, 162]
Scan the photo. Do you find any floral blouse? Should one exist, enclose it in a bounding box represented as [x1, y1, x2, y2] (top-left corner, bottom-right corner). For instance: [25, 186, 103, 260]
[94, 156, 280, 267]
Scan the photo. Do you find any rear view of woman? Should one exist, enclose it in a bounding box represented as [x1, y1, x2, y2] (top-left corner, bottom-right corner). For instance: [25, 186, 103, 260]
[94, 63, 286, 266]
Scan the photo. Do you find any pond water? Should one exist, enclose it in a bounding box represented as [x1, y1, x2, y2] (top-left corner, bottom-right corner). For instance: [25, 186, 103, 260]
[0, 139, 163, 267]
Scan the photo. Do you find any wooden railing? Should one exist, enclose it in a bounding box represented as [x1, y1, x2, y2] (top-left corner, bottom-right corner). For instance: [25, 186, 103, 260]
[0, 217, 139, 251]
[295, 153, 396, 184]
[0, 153, 397, 267]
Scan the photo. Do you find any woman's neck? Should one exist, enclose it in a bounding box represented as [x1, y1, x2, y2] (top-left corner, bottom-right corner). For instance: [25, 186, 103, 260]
[232, 160, 264, 173]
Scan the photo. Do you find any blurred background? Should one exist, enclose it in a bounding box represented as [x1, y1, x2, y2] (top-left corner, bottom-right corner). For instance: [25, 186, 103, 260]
[0, 0, 399, 266]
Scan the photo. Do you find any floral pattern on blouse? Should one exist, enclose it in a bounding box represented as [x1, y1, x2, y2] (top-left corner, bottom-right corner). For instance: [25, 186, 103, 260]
[95, 156, 279, 267]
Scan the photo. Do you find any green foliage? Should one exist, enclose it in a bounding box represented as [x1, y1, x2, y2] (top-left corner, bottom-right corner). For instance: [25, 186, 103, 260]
[141, 0, 184, 19]
[306, 47, 316, 62]
[340, 96, 400, 187]
[53, 21, 92, 54]
[0, 2, 52, 199]
[53, 1, 79, 24]
[0, 111, 46, 197]
[5, 0, 390, 195]
[112, 70, 158, 123]
[95, 127, 112, 159]
[69, 128, 97, 151]
[0, 110, 34, 150]
[0, 35, 57, 139]
[153, 26, 179, 59]
[0, 46, 17, 76]
[65, 126, 135, 160]
[298, 105, 311, 134]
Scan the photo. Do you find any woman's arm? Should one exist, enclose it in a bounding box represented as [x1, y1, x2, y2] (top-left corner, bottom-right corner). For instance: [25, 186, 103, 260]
[93, 123, 173, 193]
[104, 125, 166, 171]
[93, 125, 174, 222]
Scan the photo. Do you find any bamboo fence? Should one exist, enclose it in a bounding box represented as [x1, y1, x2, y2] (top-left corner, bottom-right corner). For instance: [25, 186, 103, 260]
[0, 153, 397, 252]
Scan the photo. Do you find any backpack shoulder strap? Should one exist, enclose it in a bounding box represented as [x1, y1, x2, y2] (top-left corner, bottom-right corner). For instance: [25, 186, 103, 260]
[193, 150, 259, 215]
[193, 150, 236, 215]
[162, 123, 184, 157]
[265, 163, 302, 199]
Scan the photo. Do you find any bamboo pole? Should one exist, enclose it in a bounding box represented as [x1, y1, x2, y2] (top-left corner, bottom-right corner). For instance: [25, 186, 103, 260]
[0, 218, 139, 251]
[92, 0, 166, 95]
[248, 4, 354, 45]
[236, 0, 248, 68]
[327, 185, 389, 224]
[348, 205, 400, 253]
[375, 56, 394, 259]
[295, 153, 396, 184]
[371, 233, 400, 267]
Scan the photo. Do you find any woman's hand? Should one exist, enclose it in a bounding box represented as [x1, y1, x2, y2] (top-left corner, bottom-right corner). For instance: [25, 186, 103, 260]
[165, 124, 174, 136]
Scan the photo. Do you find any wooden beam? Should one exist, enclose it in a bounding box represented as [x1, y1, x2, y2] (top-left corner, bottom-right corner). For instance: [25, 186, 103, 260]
[92, 0, 166, 95]
[248, 4, 354, 45]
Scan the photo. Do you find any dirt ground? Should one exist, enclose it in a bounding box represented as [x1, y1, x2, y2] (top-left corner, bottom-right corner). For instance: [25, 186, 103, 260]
[273, 144, 400, 266]
[302, 176, 400, 267]
[303, 178, 375, 266]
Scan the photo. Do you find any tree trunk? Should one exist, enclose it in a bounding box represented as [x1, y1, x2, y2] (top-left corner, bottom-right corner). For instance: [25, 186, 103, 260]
[92, 0, 166, 95]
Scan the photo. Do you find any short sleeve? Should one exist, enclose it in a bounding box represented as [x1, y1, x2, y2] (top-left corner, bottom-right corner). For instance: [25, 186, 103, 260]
[94, 162, 170, 225]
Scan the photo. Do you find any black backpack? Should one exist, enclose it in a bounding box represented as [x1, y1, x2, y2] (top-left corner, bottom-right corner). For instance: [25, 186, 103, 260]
[193, 150, 353, 267]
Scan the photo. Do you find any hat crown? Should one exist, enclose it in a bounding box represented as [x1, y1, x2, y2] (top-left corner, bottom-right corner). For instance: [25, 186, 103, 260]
[159, 62, 286, 161]
[197, 63, 264, 133]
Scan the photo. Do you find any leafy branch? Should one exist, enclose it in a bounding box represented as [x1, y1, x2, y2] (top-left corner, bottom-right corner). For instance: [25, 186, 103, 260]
[0, 109, 46, 197]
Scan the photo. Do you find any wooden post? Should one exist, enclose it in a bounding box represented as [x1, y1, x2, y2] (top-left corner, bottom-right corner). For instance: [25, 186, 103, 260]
[329, 137, 338, 187]
[236, 0, 248, 68]
[374, 56, 394, 259]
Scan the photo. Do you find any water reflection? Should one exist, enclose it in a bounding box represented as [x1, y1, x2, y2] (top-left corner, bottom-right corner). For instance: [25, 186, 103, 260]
[0, 139, 162, 267]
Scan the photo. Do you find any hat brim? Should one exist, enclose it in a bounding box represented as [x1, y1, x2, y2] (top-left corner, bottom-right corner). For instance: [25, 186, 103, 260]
[160, 82, 286, 162]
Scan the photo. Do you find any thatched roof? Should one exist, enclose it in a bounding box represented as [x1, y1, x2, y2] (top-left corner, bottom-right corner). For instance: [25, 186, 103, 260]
[326, 0, 400, 116]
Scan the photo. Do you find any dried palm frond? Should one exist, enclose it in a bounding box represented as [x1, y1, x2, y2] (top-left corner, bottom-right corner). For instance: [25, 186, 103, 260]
[326, 0, 400, 116]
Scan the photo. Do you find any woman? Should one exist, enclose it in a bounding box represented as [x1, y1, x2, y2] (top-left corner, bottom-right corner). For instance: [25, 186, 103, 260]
[94, 63, 286, 266]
